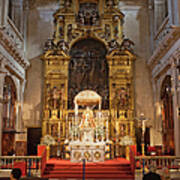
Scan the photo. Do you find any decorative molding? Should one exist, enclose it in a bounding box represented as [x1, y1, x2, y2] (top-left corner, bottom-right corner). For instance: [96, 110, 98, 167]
[0, 18, 29, 69]
[148, 25, 180, 71]
[0, 51, 25, 79]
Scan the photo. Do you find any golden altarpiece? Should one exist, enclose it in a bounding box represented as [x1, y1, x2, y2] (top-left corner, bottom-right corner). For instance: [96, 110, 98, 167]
[42, 0, 135, 161]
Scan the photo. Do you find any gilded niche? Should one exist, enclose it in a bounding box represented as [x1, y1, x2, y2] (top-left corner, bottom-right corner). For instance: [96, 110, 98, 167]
[68, 38, 109, 109]
[76, 2, 99, 26]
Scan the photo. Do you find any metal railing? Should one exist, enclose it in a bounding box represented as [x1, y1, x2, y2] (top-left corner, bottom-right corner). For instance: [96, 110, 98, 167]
[0, 156, 42, 177]
[135, 156, 180, 171]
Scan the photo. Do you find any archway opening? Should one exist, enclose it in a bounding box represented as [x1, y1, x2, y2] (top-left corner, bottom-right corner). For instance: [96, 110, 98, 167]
[2, 76, 17, 155]
[160, 75, 175, 155]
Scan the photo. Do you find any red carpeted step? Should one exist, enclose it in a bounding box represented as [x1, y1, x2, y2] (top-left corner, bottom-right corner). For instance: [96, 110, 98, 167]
[43, 175, 134, 180]
[42, 158, 134, 179]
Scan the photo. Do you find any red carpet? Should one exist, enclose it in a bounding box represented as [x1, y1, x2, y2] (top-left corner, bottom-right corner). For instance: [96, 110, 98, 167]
[43, 158, 134, 179]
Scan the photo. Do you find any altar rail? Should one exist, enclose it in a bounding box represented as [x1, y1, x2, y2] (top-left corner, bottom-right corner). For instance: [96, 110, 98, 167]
[135, 156, 180, 171]
[0, 156, 42, 177]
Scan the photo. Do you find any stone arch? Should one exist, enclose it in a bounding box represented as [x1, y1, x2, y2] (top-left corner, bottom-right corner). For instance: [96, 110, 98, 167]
[68, 38, 109, 109]
[2, 75, 17, 155]
[160, 75, 175, 155]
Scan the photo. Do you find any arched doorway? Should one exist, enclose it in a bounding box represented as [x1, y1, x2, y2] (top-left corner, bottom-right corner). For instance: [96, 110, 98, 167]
[68, 38, 109, 109]
[160, 75, 175, 155]
[2, 76, 17, 155]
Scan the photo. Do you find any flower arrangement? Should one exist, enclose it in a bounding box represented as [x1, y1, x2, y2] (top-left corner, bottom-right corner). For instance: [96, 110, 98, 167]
[41, 135, 56, 146]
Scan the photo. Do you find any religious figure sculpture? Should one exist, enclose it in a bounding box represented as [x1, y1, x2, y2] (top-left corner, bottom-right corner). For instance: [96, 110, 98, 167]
[80, 107, 95, 129]
[76, 3, 99, 26]
[47, 86, 64, 109]
[77, 107, 95, 143]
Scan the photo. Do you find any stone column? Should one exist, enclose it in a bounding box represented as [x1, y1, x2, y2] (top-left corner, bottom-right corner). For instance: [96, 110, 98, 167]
[0, 0, 9, 27]
[171, 57, 180, 156]
[11, 0, 24, 34]
[148, 0, 155, 53]
[0, 62, 6, 155]
[151, 79, 157, 146]
[23, 0, 29, 51]
[154, 0, 166, 32]
[169, 0, 180, 25]
[16, 79, 26, 140]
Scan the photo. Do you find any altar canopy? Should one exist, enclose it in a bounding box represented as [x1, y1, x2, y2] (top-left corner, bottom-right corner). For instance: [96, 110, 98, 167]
[74, 90, 102, 106]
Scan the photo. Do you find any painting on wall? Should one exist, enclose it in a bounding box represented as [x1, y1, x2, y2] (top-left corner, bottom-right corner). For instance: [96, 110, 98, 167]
[68, 38, 109, 109]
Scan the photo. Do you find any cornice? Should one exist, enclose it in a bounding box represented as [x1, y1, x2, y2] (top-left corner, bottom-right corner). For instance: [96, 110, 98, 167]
[0, 53, 25, 79]
[151, 43, 180, 80]
[147, 26, 180, 71]
[0, 29, 29, 70]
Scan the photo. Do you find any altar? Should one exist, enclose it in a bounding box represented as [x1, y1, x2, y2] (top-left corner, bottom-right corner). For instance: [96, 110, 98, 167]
[67, 90, 107, 162]
[70, 142, 105, 162]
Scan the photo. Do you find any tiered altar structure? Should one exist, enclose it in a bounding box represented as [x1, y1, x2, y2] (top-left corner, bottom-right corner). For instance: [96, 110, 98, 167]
[69, 90, 106, 162]
[42, 0, 135, 161]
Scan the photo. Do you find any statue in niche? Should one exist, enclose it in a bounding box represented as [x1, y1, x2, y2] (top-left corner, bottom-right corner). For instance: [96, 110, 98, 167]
[114, 26, 119, 38]
[51, 124, 58, 137]
[57, 40, 69, 54]
[116, 87, 130, 109]
[121, 39, 135, 52]
[108, 39, 119, 53]
[105, 24, 111, 41]
[52, 87, 61, 109]
[61, 0, 71, 9]
[67, 24, 79, 42]
[44, 39, 53, 51]
[68, 39, 109, 109]
[106, 0, 116, 8]
[101, 87, 109, 109]
[48, 85, 64, 109]
[67, 24, 73, 42]
[98, 25, 110, 40]
[59, 26, 64, 38]
[76, 3, 99, 26]
[65, 0, 71, 8]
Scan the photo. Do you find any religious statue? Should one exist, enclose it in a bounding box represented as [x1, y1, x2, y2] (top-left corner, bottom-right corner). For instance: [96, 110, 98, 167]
[76, 3, 99, 26]
[80, 107, 95, 129]
[52, 87, 61, 109]
[106, 0, 117, 8]
[47, 86, 64, 109]
[104, 24, 111, 41]
[108, 39, 119, 53]
[120, 38, 135, 52]
[57, 40, 69, 54]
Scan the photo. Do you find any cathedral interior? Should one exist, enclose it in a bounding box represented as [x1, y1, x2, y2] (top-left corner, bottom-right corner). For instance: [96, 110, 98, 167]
[0, 0, 180, 165]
